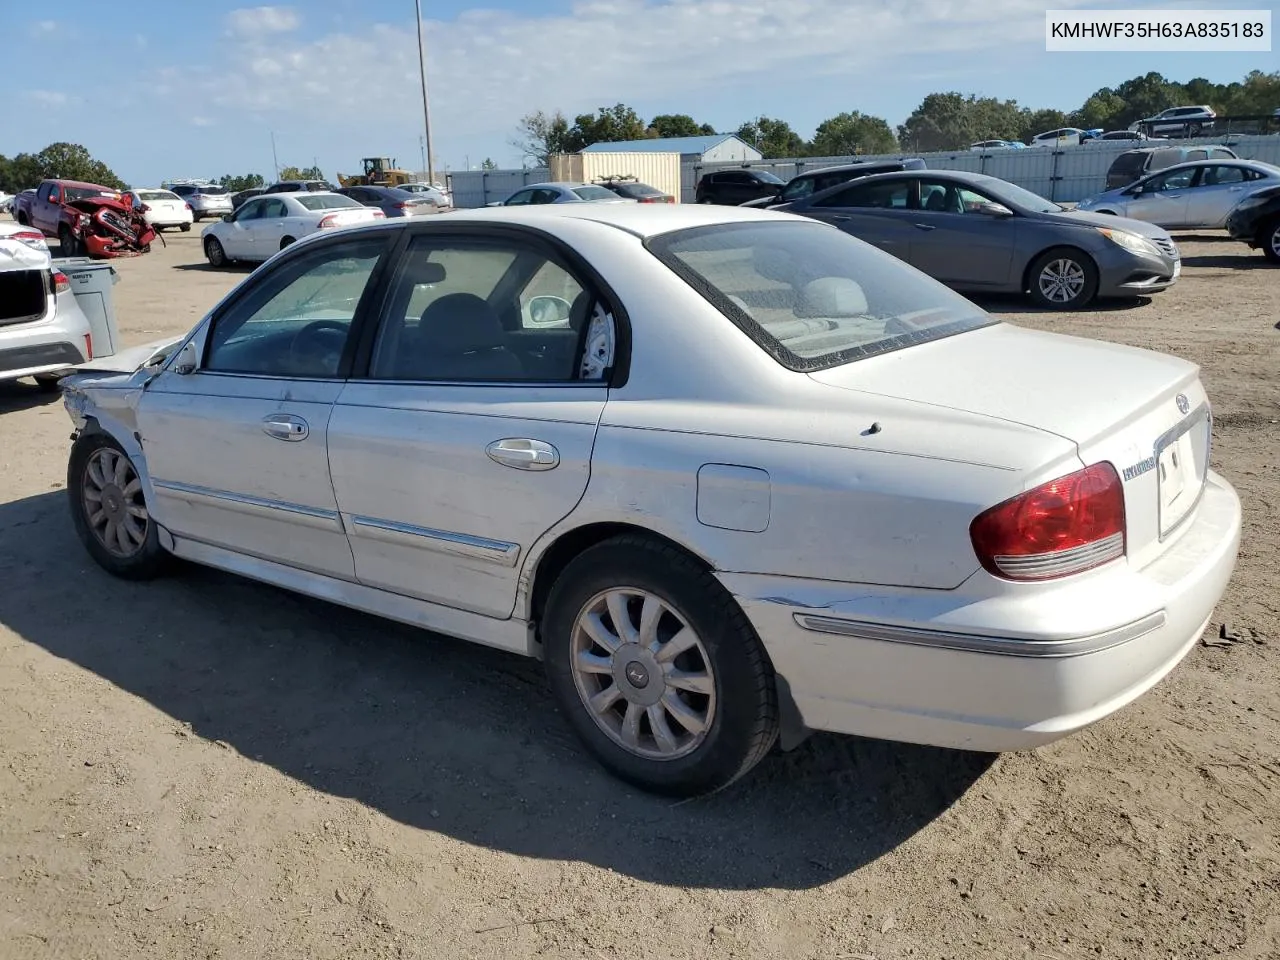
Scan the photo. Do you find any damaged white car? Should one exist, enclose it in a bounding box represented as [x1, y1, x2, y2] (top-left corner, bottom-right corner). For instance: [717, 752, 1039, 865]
[58, 204, 1241, 796]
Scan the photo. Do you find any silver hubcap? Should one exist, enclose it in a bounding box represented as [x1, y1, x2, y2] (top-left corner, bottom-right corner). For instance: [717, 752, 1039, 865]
[83, 447, 149, 558]
[1038, 258, 1086, 302]
[570, 588, 716, 761]
[1270, 226, 1280, 258]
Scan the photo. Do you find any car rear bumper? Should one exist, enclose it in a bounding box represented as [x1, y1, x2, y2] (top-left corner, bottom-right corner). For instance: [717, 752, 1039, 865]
[718, 469, 1241, 752]
[0, 295, 93, 381]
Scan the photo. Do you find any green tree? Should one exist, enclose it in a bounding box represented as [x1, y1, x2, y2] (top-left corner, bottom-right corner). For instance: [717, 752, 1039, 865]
[647, 114, 716, 139]
[279, 165, 325, 181]
[736, 116, 805, 158]
[896, 94, 1027, 151]
[809, 111, 898, 156]
[511, 109, 571, 165]
[218, 172, 265, 192]
[1073, 89, 1128, 130]
[565, 103, 648, 151]
[1019, 108, 1070, 141]
[481, 158, 497, 170]
[0, 153, 43, 194]
[1110, 72, 1182, 126]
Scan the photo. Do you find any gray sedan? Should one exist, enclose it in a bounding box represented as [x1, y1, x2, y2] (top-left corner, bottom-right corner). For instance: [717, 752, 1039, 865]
[776, 170, 1180, 309]
[494, 182, 633, 206]
[1076, 159, 1280, 229]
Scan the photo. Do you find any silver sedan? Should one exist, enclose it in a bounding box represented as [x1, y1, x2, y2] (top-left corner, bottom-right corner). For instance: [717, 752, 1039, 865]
[1077, 159, 1280, 229]
[58, 204, 1241, 797]
[493, 182, 634, 206]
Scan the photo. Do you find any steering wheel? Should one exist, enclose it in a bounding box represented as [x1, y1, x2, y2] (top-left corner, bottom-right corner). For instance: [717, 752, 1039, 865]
[288, 319, 349, 374]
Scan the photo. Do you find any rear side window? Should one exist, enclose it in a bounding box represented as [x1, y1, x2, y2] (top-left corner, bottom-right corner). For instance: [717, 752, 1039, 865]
[646, 221, 994, 371]
[1113, 153, 1149, 175]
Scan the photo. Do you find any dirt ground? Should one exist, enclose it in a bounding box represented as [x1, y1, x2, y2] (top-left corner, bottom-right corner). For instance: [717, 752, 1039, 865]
[0, 221, 1277, 960]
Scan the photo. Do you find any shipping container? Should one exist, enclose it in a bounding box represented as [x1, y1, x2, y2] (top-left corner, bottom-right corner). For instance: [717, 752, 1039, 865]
[550, 152, 682, 203]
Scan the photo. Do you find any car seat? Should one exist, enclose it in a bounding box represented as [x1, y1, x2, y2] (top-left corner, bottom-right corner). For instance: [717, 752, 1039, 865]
[404, 293, 523, 380]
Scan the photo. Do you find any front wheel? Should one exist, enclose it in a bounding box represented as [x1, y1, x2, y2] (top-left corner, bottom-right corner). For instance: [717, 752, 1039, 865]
[1259, 219, 1280, 264]
[67, 433, 170, 580]
[58, 225, 79, 258]
[204, 236, 227, 267]
[542, 535, 779, 797]
[180, 223, 191, 233]
[1027, 247, 1099, 309]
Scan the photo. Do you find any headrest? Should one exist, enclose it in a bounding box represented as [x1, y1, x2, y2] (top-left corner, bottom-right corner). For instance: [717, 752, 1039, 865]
[417, 293, 505, 353]
[796, 277, 868, 318]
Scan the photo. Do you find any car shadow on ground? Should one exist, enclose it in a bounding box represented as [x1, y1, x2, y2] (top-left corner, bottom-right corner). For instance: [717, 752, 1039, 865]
[972, 293, 1152, 314]
[0, 380, 62, 414]
[171, 262, 255, 274]
[1178, 252, 1270, 270]
[0, 490, 993, 891]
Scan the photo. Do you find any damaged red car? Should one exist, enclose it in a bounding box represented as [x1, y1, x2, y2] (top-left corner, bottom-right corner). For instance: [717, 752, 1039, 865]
[13, 179, 157, 259]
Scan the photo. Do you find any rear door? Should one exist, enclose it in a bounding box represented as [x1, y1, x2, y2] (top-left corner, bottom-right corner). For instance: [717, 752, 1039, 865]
[1183, 164, 1251, 226]
[801, 177, 917, 261]
[327, 227, 613, 620]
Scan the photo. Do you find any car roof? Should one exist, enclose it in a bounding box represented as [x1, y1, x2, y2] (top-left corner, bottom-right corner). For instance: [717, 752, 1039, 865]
[798, 160, 921, 178]
[412, 201, 799, 238]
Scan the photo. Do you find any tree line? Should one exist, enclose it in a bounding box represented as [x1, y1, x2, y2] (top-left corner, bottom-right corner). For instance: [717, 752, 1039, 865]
[515, 69, 1279, 163]
[0, 143, 127, 194]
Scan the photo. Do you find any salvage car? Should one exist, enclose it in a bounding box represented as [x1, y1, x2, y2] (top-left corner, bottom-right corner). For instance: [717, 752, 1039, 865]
[58, 204, 1241, 797]
[776, 170, 1181, 309]
[126, 189, 195, 232]
[13, 179, 156, 259]
[0, 222, 94, 389]
[1076, 159, 1280, 230]
[200, 192, 385, 266]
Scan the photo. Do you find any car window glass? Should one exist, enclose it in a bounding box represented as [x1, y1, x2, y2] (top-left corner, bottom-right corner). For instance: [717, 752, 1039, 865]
[204, 237, 385, 378]
[816, 180, 909, 209]
[781, 178, 814, 200]
[1187, 150, 1208, 162]
[1151, 169, 1195, 190]
[1201, 165, 1246, 186]
[1210, 149, 1235, 160]
[369, 237, 596, 382]
[916, 179, 967, 213]
[235, 200, 264, 221]
[505, 190, 533, 205]
[262, 198, 288, 218]
[956, 187, 997, 211]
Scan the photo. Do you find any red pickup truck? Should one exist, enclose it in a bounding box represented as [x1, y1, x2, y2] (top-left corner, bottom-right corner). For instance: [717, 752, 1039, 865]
[14, 179, 155, 258]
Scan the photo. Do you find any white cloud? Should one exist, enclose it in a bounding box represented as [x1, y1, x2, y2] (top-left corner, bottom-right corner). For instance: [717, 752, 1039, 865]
[227, 6, 300, 37]
[147, 0, 1173, 153]
[25, 90, 71, 107]
[29, 19, 57, 36]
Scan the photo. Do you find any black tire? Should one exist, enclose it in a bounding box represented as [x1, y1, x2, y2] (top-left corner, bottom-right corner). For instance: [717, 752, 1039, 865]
[1259, 218, 1280, 265]
[280, 236, 296, 251]
[204, 237, 227, 267]
[1026, 246, 1100, 309]
[58, 225, 79, 258]
[1188, 123, 1202, 137]
[67, 432, 170, 581]
[542, 534, 779, 797]
[34, 374, 64, 393]
[180, 223, 191, 232]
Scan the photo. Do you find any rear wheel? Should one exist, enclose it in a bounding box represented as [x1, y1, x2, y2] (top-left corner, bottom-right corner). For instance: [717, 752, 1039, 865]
[1027, 247, 1099, 309]
[280, 236, 296, 251]
[180, 223, 191, 232]
[67, 433, 170, 580]
[1259, 218, 1280, 264]
[542, 535, 779, 797]
[204, 236, 227, 267]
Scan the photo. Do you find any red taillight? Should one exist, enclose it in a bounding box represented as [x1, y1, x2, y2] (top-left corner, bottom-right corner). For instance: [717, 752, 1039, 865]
[395, 201, 412, 209]
[969, 463, 1126, 581]
[371, 210, 385, 218]
[15, 229, 46, 250]
[52, 269, 71, 294]
[84, 332, 93, 360]
[185, 202, 192, 210]
[318, 214, 339, 228]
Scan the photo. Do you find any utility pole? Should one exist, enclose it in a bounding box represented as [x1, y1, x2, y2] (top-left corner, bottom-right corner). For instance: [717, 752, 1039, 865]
[414, 0, 436, 186]
[420, 136, 427, 178]
[270, 131, 280, 181]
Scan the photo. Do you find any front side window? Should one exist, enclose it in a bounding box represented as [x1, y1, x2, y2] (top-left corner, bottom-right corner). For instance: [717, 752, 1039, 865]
[505, 190, 535, 206]
[781, 177, 815, 200]
[369, 236, 600, 382]
[203, 236, 386, 378]
[234, 199, 266, 221]
[647, 221, 994, 371]
[1150, 168, 1196, 191]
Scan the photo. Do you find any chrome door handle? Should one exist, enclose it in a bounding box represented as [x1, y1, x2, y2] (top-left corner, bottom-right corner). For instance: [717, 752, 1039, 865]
[913, 223, 936, 231]
[486, 438, 559, 471]
[262, 414, 309, 441]
[1162, 193, 1181, 198]
[831, 215, 852, 221]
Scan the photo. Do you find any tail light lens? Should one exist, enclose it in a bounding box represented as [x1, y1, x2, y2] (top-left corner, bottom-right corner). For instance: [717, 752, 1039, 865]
[14, 229, 47, 251]
[184, 202, 192, 210]
[969, 463, 1126, 581]
[52, 268, 71, 294]
[371, 210, 385, 218]
[84, 332, 94, 360]
[395, 201, 412, 209]
[318, 214, 340, 228]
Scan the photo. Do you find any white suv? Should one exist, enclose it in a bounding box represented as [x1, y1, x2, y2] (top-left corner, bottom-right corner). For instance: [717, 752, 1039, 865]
[167, 182, 234, 221]
[1132, 106, 1216, 136]
[0, 224, 93, 389]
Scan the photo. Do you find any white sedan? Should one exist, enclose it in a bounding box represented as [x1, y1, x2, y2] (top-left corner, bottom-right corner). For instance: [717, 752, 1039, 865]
[58, 203, 1241, 797]
[200, 191, 384, 266]
[126, 189, 194, 231]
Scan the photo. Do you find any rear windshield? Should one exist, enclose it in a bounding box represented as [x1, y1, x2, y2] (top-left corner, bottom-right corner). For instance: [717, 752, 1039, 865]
[612, 183, 664, 198]
[571, 185, 619, 201]
[295, 194, 362, 210]
[750, 170, 785, 185]
[646, 221, 995, 371]
[196, 185, 229, 195]
[137, 190, 179, 201]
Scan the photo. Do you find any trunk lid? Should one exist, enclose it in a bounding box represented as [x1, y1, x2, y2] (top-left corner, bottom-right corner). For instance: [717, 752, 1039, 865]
[809, 322, 1213, 570]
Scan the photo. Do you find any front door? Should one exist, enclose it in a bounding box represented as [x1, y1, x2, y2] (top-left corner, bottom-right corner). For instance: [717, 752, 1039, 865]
[246, 196, 290, 257]
[907, 179, 1018, 287]
[327, 230, 613, 620]
[1130, 167, 1194, 227]
[218, 197, 264, 258]
[137, 232, 393, 580]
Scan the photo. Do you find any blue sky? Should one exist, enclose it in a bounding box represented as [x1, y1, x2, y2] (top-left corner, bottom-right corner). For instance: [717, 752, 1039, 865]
[5, 0, 1273, 187]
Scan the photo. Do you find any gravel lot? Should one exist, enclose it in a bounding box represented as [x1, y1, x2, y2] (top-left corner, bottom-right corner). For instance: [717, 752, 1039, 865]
[1, 223, 1277, 960]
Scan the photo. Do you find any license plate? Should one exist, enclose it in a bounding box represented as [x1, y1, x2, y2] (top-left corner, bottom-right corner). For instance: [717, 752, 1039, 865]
[1156, 407, 1208, 537]
[1172, 260, 1181, 279]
